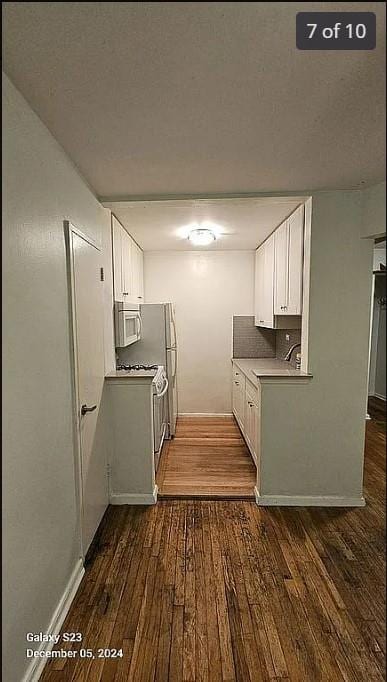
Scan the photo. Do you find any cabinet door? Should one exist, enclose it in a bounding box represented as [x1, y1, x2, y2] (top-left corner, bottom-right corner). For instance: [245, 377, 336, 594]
[254, 246, 265, 326]
[262, 235, 275, 327]
[112, 217, 123, 302]
[131, 242, 144, 303]
[137, 247, 144, 302]
[121, 230, 133, 301]
[274, 220, 289, 314]
[244, 393, 253, 452]
[245, 386, 259, 466]
[232, 377, 245, 430]
[287, 205, 304, 315]
[255, 236, 275, 328]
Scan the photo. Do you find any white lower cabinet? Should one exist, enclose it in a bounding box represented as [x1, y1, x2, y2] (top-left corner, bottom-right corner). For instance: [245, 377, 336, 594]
[232, 364, 260, 471]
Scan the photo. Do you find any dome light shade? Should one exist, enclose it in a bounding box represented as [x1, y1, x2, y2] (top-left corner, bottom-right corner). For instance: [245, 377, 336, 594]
[188, 228, 216, 246]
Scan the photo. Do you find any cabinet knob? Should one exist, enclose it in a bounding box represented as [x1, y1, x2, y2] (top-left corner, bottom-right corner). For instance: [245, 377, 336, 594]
[235, 381, 240, 385]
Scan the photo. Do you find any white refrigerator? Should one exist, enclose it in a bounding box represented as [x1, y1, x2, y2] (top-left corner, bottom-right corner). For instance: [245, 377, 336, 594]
[117, 303, 178, 437]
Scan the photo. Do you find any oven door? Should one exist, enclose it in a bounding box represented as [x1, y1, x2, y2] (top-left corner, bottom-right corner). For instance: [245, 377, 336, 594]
[115, 310, 141, 347]
[152, 377, 169, 471]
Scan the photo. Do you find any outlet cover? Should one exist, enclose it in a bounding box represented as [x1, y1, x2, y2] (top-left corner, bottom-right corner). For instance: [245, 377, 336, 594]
[285, 334, 290, 341]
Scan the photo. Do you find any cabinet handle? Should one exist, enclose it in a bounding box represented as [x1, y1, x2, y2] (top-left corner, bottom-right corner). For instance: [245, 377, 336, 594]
[123, 292, 128, 296]
[234, 381, 240, 385]
[81, 404, 97, 416]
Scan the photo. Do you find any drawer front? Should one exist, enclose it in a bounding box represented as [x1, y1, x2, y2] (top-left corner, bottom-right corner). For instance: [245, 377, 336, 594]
[233, 365, 244, 381]
[233, 367, 245, 389]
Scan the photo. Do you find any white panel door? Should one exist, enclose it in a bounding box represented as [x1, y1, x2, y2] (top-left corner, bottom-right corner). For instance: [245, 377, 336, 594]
[274, 220, 289, 314]
[287, 205, 304, 315]
[70, 228, 108, 555]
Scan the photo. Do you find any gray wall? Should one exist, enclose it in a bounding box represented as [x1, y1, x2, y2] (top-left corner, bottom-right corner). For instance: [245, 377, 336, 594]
[232, 316, 276, 358]
[2, 74, 114, 682]
[261, 190, 373, 500]
[361, 181, 386, 238]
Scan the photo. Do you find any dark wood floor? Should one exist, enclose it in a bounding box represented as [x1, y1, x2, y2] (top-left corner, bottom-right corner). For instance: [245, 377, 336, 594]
[40, 415, 385, 681]
[157, 416, 256, 498]
[368, 395, 386, 423]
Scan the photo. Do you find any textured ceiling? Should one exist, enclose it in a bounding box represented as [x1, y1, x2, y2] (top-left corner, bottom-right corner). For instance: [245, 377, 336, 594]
[2, 2, 386, 198]
[103, 197, 303, 250]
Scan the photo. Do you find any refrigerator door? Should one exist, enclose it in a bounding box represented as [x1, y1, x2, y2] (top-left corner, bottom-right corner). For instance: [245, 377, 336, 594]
[166, 347, 178, 436]
[165, 303, 177, 350]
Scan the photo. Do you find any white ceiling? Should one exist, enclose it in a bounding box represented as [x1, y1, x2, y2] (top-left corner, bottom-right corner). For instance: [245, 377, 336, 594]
[103, 197, 303, 250]
[2, 2, 386, 198]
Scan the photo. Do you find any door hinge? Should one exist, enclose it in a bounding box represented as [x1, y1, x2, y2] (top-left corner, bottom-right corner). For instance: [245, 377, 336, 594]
[106, 463, 111, 478]
[100, 267, 104, 281]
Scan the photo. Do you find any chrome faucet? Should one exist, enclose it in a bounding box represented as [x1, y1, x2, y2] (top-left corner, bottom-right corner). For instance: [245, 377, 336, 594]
[284, 343, 301, 362]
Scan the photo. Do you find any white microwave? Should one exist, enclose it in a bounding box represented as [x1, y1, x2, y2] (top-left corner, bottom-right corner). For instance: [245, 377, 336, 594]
[114, 302, 142, 348]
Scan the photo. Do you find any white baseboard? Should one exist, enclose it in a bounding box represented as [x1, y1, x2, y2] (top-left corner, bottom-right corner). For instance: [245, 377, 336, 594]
[22, 559, 84, 682]
[254, 487, 365, 507]
[371, 392, 386, 402]
[110, 485, 158, 505]
[178, 412, 233, 417]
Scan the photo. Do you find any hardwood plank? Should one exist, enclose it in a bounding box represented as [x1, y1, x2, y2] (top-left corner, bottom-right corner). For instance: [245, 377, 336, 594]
[157, 416, 256, 498]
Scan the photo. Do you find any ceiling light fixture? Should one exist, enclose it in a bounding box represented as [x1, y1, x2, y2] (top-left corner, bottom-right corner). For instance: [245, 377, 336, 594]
[188, 227, 216, 246]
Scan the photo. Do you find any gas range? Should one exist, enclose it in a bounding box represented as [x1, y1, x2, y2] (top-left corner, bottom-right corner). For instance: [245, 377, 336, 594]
[116, 364, 159, 371]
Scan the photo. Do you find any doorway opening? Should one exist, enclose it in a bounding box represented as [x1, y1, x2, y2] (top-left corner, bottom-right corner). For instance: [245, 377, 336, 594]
[367, 237, 386, 422]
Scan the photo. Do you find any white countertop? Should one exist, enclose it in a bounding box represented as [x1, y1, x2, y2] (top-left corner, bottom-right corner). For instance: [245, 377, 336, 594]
[232, 357, 312, 381]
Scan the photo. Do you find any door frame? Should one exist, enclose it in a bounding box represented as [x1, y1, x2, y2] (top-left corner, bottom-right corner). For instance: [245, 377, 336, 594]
[64, 220, 102, 561]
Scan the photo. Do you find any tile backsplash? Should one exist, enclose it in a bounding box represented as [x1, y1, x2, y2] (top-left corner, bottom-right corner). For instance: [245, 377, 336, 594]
[275, 329, 302, 368]
[232, 316, 276, 358]
[232, 316, 302, 368]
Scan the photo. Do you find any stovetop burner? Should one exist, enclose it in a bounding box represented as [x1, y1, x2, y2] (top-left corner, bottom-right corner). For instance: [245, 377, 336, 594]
[117, 364, 159, 371]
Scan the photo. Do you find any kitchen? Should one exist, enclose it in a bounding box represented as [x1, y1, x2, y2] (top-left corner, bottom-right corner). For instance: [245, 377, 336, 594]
[101, 197, 314, 506]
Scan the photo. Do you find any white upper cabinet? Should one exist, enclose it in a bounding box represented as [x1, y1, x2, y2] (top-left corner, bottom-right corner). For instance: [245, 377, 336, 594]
[111, 215, 144, 305]
[255, 204, 304, 327]
[254, 234, 275, 328]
